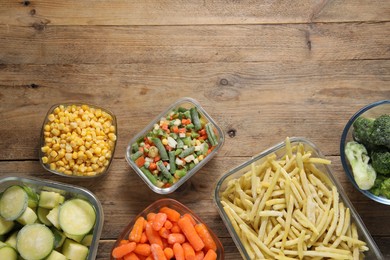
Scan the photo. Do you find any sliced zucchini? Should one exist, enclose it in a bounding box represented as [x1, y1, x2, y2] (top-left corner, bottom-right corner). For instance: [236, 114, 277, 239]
[64, 232, 85, 243]
[51, 228, 66, 249]
[0, 216, 14, 235]
[62, 239, 89, 260]
[45, 250, 67, 260]
[16, 224, 54, 260]
[37, 207, 52, 226]
[17, 207, 37, 225]
[81, 234, 93, 247]
[22, 186, 39, 209]
[59, 199, 96, 236]
[5, 231, 18, 249]
[0, 186, 28, 221]
[38, 191, 65, 209]
[46, 206, 60, 229]
[0, 245, 17, 260]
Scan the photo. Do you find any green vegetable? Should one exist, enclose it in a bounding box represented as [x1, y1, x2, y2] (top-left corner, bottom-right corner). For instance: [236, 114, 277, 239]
[151, 138, 169, 161]
[345, 141, 376, 190]
[190, 107, 202, 131]
[371, 114, 390, 148]
[352, 117, 375, 148]
[140, 167, 157, 185]
[371, 175, 390, 199]
[371, 150, 390, 175]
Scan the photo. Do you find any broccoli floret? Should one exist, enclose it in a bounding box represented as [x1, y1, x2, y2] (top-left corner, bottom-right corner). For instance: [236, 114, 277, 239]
[370, 175, 390, 199]
[370, 114, 390, 149]
[352, 117, 374, 147]
[345, 141, 376, 190]
[371, 150, 390, 175]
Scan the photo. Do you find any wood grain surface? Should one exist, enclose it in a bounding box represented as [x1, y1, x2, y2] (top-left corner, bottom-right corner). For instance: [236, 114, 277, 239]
[0, 0, 389, 259]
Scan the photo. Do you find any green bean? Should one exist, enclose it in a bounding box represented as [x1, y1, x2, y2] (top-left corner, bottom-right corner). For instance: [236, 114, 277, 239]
[131, 143, 139, 153]
[130, 150, 143, 161]
[176, 138, 184, 149]
[206, 123, 218, 146]
[190, 107, 202, 131]
[157, 160, 172, 179]
[140, 167, 157, 185]
[169, 151, 176, 174]
[174, 169, 187, 178]
[179, 147, 195, 158]
[175, 148, 183, 156]
[151, 137, 169, 160]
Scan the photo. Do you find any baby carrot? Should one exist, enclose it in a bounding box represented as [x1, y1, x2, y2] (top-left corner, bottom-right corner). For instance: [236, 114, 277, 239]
[203, 249, 217, 260]
[195, 250, 204, 260]
[167, 233, 186, 245]
[182, 242, 196, 260]
[159, 207, 181, 222]
[163, 247, 174, 260]
[182, 213, 196, 226]
[194, 223, 217, 251]
[147, 212, 156, 222]
[164, 220, 173, 230]
[124, 252, 140, 260]
[170, 223, 181, 233]
[112, 242, 137, 258]
[178, 216, 204, 251]
[173, 243, 185, 260]
[145, 222, 163, 248]
[153, 212, 168, 231]
[158, 226, 170, 239]
[129, 217, 145, 243]
[140, 232, 148, 243]
[133, 243, 151, 257]
[151, 244, 167, 260]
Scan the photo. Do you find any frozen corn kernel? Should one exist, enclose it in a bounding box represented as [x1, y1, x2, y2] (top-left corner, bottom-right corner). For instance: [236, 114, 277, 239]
[41, 104, 116, 177]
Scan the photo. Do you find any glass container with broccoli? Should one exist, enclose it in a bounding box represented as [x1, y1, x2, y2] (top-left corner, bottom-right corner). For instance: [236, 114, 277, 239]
[345, 114, 390, 198]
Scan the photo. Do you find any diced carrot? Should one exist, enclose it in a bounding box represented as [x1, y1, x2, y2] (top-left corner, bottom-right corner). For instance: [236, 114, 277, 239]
[203, 249, 217, 260]
[112, 242, 137, 258]
[158, 226, 170, 239]
[181, 119, 191, 125]
[178, 216, 204, 251]
[198, 129, 206, 136]
[134, 243, 151, 257]
[151, 244, 167, 260]
[172, 125, 179, 134]
[145, 222, 163, 248]
[170, 223, 181, 233]
[194, 223, 217, 251]
[140, 232, 148, 243]
[164, 247, 174, 260]
[167, 233, 186, 244]
[147, 212, 156, 222]
[153, 212, 168, 231]
[159, 207, 181, 222]
[182, 242, 196, 260]
[173, 243, 185, 260]
[124, 252, 140, 260]
[138, 147, 144, 153]
[135, 156, 146, 167]
[154, 156, 161, 162]
[129, 217, 145, 243]
[161, 123, 169, 131]
[164, 220, 173, 230]
[195, 250, 204, 260]
[178, 128, 186, 133]
[149, 162, 157, 171]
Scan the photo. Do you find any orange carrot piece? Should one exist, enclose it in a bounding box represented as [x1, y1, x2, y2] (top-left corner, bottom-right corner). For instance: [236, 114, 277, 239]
[145, 222, 163, 248]
[149, 162, 157, 171]
[154, 156, 161, 162]
[147, 212, 156, 222]
[195, 250, 205, 260]
[159, 207, 181, 222]
[178, 216, 204, 251]
[120, 239, 130, 245]
[124, 252, 140, 260]
[172, 125, 179, 134]
[129, 217, 145, 243]
[182, 213, 196, 226]
[203, 249, 217, 260]
[140, 232, 148, 243]
[112, 242, 137, 258]
[134, 243, 151, 257]
[182, 242, 196, 260]
[170, 223, 181, 233]
[194, 223, 217, 252]
[164, 220, 173, 230]
[135, 156, 146, 167]
[153, 212, 168, 231]
[173, 243, 185, 260]
[145, 256, 153, 260]
[164, 247, 174, 260]
[151, 244, 167, 260]
[158, 226, 170, 239]
[167, 233, 186, 245]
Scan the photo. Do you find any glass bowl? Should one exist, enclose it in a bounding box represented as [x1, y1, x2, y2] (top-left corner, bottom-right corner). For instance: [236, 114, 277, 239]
[340, 100, 390, 205]
[39, 103, 118, 178]
[125, 97, 224, 194]
[110, 198, 224, 259]
[0, 176, 104, 260]
[214, 137, 383, 260]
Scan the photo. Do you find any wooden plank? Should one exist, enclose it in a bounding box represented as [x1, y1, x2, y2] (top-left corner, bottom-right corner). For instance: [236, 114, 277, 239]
[0, 61, 389, 160]
[0, 22, 389, 64]
[0, 0, 389, 26]
[0, 157, 389, 259]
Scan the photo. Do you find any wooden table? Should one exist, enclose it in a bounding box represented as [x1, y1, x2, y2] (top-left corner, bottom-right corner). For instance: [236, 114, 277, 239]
[1, 1, 389, 259]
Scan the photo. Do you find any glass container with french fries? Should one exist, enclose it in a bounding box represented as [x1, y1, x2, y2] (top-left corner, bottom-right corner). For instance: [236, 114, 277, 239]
[214, 137, 383, 260]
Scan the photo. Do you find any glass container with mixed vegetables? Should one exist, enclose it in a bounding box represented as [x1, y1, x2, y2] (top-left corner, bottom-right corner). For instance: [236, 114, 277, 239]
[128, 101, 222, 192]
